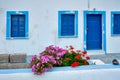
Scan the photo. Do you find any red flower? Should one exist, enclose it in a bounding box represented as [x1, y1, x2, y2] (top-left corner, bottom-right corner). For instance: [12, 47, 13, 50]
[83, 60, 88, 65]
[69, 45, 74, 51]
[81, 53, 85, 57]
[74, 54, 81, 60]
[82, 51, 87, 55]
[71, 51, 75, 54]
[65, 58, 70, 61]
[86, 56, 90, 60]
[76, 50, 81, 52]
[71, 62, 79, 67]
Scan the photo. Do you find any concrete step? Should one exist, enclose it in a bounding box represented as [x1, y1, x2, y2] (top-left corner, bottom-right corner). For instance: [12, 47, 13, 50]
[87, 50, 105, 55]
[10, 54, 26, 63]
[0, 54, 30, 69]
[0, 54, 9, 63]
[0, 63, 30, 69]
[90, 53, 120, 64]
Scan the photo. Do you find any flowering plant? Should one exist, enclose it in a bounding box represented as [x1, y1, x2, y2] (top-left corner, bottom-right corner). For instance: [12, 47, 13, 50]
[30, 45, 90, 75]
[62, 45, 90, 67]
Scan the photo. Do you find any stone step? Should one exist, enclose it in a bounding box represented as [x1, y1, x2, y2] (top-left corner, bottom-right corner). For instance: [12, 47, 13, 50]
[90, 53, 120, 64]
[0, 53, 29, 69]
[0, 53, 27, 63]
[0, 63, 30, 69]
[0, 54, 9, 63]
[10, 54, 26, 63]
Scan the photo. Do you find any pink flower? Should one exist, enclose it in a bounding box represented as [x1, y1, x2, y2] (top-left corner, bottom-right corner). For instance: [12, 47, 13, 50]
[36, 62, 40, 68]
[40, 55, 49, 63]
[32, 65, 36, 72]
[43, 68, 49, 71]
[31, 55, 37, 61]
[47, 56, 56, 64]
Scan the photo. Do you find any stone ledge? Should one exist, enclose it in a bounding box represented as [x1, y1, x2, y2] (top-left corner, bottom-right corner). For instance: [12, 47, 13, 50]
[10, 53, 26, 63]
[0, 63, 30, 69]
[0, 54, 9, 63]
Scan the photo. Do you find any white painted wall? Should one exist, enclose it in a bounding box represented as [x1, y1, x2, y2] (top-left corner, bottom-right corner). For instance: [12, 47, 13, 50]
[0, 0, 120, 55]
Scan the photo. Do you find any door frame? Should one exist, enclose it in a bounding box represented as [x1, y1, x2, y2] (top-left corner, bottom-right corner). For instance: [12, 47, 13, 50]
[83, 11, 106, 53]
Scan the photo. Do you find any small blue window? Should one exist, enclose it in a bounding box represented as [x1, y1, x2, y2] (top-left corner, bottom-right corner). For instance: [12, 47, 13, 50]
[111, 11, 120, 36]
[58, 11, 78, 38]
[6, 11, 29, 39]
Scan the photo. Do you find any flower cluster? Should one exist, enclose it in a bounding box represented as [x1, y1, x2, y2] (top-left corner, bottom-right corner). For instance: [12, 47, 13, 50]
[62, 45, 90, 67]
[30, 45, 90, 75]
[30, 45, 67, 75]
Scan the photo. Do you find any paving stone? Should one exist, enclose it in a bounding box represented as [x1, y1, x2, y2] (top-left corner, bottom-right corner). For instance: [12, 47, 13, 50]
[10, 53, 26, 63]
[0, 54, 9, 63]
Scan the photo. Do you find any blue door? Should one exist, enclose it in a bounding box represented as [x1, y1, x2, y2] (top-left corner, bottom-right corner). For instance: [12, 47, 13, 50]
[87, 14, 102, 50]
[11, 15, 25, 37]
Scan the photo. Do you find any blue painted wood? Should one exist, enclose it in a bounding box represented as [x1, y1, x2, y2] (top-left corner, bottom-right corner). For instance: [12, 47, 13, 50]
[6, 11, 29, 39]
[113, 14, 120, 34]
[11, 15, 19, 37]
[61, 14, 75, 36]
[87, 14, 102, 50]
[11, 15, 25, 37]
[18, 15, 25, 37]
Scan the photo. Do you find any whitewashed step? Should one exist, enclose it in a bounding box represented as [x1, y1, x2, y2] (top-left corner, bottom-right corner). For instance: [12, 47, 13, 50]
[87, 50, 105, 55]
[91, 59, 105, 65]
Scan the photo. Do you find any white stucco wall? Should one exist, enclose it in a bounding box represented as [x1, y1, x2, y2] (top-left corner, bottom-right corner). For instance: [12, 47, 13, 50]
[0, 0, 120, 55]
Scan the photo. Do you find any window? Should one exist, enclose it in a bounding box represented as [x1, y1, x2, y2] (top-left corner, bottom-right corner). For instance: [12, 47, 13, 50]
[6, 11, 28, 39]
[58, 11, 78, 38]
[111, 11, 120, 36]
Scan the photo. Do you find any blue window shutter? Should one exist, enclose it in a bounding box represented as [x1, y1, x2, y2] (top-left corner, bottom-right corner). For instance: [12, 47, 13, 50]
[18, 15, 25, 37]
[11, 15, 19, 37]
[58, 11, 78, 38]
[61, 14, 75, 36]
[11, 15, 25, 37]
[113, 14, 120, 34]
[6, 11, 28, 39]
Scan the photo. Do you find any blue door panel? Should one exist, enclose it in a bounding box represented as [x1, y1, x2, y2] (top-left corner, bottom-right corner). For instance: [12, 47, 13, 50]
[113, 14, 120, 34]
[61, 14, 75, 36]
[87, 14, 102, 50]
